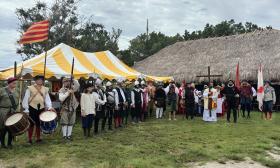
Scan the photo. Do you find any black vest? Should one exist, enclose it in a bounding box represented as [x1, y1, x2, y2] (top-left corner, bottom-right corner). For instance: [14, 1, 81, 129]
[133, 89, 142, 104]
[116, 87, 124, 103]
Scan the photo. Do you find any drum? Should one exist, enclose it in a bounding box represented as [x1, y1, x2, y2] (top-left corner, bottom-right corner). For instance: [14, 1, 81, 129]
[5, 112, 30, 136]
[39, 111, 57, 134]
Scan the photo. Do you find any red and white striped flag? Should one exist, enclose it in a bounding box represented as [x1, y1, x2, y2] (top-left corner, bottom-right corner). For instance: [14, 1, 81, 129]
[257, 65, 264, 111]
[19, 20, 49, 44]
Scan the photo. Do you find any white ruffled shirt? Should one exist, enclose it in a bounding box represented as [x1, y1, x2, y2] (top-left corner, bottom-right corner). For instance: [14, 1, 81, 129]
[80, 93, 106, 116]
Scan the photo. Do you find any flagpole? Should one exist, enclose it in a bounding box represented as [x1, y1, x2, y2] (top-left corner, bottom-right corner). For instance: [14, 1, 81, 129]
[43, 39, 49, 83]
[43, 19, 50, 83]
[43, 20, 51, 93]
[257, 64, 264, 119]
[260, 64, 263, 119]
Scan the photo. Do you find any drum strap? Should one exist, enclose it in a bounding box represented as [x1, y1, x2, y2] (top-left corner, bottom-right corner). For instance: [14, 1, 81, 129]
[5, 88, 17, 112]
[28, 86, 45, 105]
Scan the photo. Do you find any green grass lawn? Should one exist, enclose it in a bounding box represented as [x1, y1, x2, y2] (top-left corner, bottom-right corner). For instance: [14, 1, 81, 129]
[1, 112, 280, 168]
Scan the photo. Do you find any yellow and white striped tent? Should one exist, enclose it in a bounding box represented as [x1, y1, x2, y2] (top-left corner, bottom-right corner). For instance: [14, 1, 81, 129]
[0, 43, 172, 82]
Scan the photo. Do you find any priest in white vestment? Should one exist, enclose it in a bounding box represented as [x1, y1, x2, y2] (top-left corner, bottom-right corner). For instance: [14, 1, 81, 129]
[203, 85, 218, 122]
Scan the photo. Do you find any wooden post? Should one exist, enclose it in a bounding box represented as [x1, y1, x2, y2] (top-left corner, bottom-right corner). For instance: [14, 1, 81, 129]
[14, 61, 17, 78]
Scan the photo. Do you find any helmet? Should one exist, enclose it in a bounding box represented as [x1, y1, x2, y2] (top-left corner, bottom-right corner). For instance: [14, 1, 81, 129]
[95, 78, 102, 86]
[141, 81, 146, 85]
[106, 81, 112, 87]
[134, 81, 140, 86]
[117, 78, 123, 84]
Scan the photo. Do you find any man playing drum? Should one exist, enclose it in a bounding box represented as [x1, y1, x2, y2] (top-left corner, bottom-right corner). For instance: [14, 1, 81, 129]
[0, 77, 19, 148]
[22, 75, 54, 144]
[59, 77, 80, 141]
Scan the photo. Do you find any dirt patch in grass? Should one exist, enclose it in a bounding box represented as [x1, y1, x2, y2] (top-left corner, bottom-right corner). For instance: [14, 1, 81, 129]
[266, 146, 280, 161]
[192, 158, 267, 168]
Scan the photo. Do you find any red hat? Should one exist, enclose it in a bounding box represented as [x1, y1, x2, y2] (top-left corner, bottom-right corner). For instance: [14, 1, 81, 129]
[7, 77, 17, 84]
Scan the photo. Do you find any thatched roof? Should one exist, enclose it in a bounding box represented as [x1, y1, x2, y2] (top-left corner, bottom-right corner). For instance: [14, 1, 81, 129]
[134, 29, 280, 83]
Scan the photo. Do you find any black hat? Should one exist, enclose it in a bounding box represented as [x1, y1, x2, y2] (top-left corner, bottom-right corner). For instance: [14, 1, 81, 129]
[34, 75, 44, 81]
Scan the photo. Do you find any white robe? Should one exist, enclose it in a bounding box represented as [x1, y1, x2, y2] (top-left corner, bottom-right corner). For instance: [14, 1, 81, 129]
[216, 97, 224, 114]
[203, 88, 218, 122]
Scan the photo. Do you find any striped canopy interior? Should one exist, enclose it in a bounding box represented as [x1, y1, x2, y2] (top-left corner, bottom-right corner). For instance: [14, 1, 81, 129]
[0, 43, 172, 82]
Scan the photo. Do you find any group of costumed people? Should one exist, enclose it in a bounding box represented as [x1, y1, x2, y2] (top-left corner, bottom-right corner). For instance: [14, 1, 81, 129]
[0, 75, 277, 148]
[177, 79, 276, 123]
[0, 75, 161, 148]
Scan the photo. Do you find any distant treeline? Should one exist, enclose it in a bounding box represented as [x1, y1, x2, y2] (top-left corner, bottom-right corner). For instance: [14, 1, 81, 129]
[16, 1, 272, 66]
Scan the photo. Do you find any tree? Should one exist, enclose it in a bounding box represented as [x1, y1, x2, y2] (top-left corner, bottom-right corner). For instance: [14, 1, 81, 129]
[202, 23, 214, 38]
[124, 32, 183, 64]
[75, 19, 122, 55]
[16, 0, 121, 60]
[118, 49, 134, 66]
[245, 22, 261, 32]
[183, 30, 191, 40]
[182, 19, 268, 42]
[214, 20, 234, 36]
[233, 22, 246, 34]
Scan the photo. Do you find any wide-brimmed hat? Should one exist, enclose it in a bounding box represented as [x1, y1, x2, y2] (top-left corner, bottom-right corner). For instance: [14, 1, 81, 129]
[34, 75, 44, 81]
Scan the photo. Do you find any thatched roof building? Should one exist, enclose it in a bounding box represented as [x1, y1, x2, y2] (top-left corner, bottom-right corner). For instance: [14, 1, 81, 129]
[134, 29, 280, 83]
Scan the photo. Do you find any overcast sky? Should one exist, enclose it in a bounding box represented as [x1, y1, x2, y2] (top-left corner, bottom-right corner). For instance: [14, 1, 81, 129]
[0, 0, 280, 70]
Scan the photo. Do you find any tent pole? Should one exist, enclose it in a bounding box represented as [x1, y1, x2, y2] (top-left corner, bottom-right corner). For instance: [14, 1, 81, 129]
[43, 43, 48, 81]
[14, 61, 17, 78]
